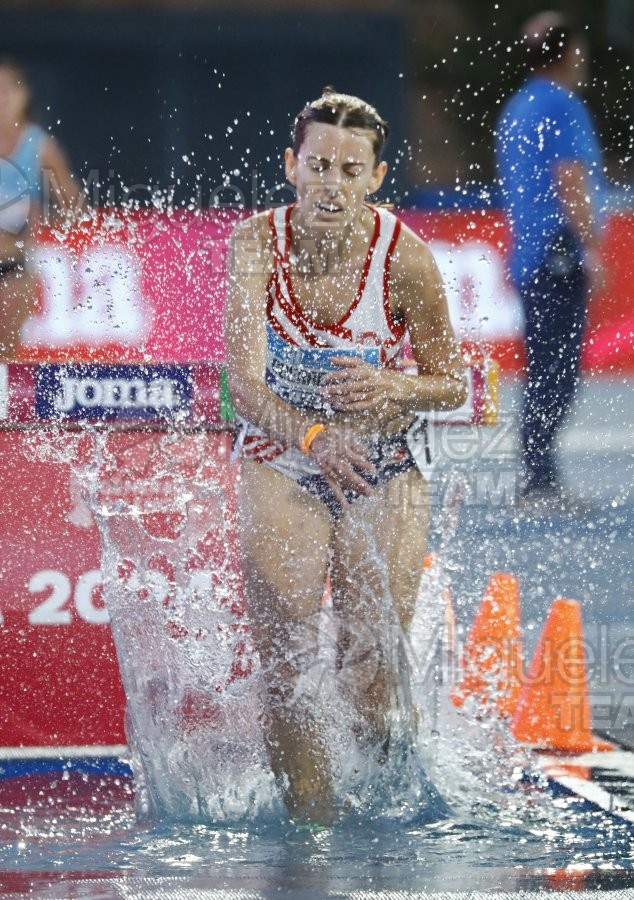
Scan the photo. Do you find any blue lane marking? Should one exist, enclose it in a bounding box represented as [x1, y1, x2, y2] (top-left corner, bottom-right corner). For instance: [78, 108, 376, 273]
[0, 756, 133, 780]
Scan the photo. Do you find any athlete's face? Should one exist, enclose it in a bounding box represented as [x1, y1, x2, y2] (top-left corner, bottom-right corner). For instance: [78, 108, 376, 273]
[285, 122, 387, 232]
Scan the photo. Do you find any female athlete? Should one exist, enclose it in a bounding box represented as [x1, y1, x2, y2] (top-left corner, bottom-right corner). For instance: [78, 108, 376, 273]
[225, 89, 467, 823]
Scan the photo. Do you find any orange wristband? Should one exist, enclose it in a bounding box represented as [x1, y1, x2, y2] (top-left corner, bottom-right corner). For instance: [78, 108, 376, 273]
[300, 423, 327, 455]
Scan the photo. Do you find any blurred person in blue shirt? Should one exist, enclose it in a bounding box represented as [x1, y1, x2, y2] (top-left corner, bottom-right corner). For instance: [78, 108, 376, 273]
[0, 58, 82, 360]
[495, 12, 604, 511]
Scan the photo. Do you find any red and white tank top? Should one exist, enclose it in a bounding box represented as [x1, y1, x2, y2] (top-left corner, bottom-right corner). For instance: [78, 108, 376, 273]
[234, 204, 433, 481]
[266, 203, 406, 364]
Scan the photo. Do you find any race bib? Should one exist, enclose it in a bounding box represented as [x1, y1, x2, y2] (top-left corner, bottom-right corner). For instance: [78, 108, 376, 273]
[265, 323, 380, 414]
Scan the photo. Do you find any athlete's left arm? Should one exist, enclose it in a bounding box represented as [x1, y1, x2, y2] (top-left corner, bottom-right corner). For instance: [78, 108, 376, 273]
[395, 225, 468, 411]
[324, 225, 468, 418]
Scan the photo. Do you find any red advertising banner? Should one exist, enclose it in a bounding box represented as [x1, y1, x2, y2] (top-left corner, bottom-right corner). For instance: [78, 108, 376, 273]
[0, 427, 240, 750]
[0, 429, 125, 748]
[20, 210, 237, 365]
[13, 209, 634, 374]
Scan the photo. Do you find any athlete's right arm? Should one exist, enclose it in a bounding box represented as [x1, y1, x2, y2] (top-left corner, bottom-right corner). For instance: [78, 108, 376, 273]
[224, 215, 375, 504]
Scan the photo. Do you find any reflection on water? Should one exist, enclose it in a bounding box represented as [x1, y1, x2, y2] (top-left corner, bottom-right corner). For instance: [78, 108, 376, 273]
[2, 758, 634, 894]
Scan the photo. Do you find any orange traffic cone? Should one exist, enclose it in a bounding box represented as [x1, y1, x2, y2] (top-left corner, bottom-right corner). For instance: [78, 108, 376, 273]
[451, 572, 522, 717]
[511, 598, 613, 753]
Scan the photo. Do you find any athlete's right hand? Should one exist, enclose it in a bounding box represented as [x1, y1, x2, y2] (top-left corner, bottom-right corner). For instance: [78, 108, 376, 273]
[308, 428, 376, 508]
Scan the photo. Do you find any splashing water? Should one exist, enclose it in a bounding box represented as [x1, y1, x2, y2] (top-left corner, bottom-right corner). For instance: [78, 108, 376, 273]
[42, 426, 467, 828]
[0, 39, 632, 895]
[78, 428, 282, 825]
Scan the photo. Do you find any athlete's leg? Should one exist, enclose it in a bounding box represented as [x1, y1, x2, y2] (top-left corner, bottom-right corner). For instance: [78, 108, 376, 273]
[237, 459, 334, 822]
[330, 467, 430, 750]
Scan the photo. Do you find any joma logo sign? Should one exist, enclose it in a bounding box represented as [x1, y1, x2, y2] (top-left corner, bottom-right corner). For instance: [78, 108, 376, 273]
[55, 376, 180, 412]
[36, 364, 193, 421]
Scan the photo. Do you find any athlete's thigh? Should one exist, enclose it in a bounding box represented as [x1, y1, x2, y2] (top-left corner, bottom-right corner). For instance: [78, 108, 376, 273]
[330, 467, 430, 631]
[237, 459, 332, 640]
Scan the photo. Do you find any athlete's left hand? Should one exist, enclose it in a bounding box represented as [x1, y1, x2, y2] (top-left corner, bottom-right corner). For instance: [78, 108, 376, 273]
[322, 357, 403, 415]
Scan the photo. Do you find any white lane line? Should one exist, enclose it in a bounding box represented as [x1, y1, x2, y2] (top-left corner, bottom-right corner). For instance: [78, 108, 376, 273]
[552, 774, 634, 822]
[541, 749, 634, 778]
[0, 744, 128, 760]
[539, 748, 634, 823]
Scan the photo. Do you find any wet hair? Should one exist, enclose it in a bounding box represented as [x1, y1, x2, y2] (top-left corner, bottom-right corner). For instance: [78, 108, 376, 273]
[292, 87, 389, 166]
[521, 15, 577, 69]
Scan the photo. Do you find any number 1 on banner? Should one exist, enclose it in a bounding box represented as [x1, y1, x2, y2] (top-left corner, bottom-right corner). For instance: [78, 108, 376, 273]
[23, 246, 147, 348]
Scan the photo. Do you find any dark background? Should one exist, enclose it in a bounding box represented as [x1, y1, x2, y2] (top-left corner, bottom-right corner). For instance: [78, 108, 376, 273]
[1, 0, 632, 208]
[0, 10, 406, 207]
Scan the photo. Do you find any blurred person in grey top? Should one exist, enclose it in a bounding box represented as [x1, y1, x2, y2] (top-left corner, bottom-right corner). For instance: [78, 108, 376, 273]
[495, 12, 604, 511]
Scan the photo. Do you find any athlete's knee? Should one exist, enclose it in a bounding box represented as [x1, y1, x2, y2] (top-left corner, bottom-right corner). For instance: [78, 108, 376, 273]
[336, 621, 386, 689]
[260, 613, 326, 708]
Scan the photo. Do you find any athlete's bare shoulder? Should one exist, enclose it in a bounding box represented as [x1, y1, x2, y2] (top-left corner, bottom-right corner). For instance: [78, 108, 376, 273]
[230, 209, 271, 242]
[391, 218, 438, 279]
[228, 210, 275, 279]
[384, 214, 449, 325]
